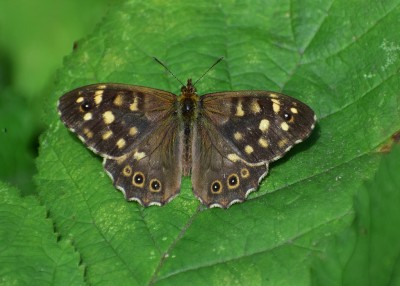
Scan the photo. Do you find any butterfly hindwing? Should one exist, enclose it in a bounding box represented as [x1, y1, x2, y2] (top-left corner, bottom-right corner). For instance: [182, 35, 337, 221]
[58, 84, 177, 158]
[103, 118, 183, 206]
[191, 123, 268, 208]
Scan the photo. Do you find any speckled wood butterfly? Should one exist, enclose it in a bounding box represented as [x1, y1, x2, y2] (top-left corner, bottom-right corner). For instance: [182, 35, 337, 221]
[58, 60, 316, 208]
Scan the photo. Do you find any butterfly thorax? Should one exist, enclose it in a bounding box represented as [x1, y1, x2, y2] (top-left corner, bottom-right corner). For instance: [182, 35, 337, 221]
[180, 79, 199, 132]
[179, 79, 199, 175]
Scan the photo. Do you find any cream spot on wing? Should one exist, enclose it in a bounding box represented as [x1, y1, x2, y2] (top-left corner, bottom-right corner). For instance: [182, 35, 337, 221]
[227, 153, 241, 162]
[103, 111, 115, 124]
[258, 138, 269, 148]
[269, 93, 278, 98]
[113, 94, 124, 106]
[83, 112, 93, 121]
[133, 151, 146, 160]
[129, 127, 138, 136]
[245, 145, 254, 154]
[278, 139, 288, 148]
[83, 128, 93, 138]
[116, 156, 127, 165]
[116, 138, 126, 149]
[76, 97, 84, 103]
[130, 97, 139, 111]
[290, 107, 298, 114]
[234, 131, 243, 141]
[281, 122, 289, 131]
[251, 99, 261, 114]
[259, 119, 270, 132]
[235, 100, 245, 117]
[94, 90, 103, 105]
[102, 130, 113, 140]
[98, 85, 107, 89]
[272, 99, 280, 113]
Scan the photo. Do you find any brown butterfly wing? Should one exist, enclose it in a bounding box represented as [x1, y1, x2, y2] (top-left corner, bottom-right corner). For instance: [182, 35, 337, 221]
[58, 84, 177, 159]
[200, 91, 316, 164]
[103, 118, 183, 206]
[59, 83, 183, 206]
[191, 91, 316, 208]
[191, 122, 268, 208]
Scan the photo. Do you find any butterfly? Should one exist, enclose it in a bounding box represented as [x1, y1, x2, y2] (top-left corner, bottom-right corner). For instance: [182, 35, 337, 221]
[58, 62, 316, 208]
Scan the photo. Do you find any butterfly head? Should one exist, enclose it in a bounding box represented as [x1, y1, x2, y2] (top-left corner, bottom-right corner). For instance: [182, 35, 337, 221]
[181, 79, 197, 96]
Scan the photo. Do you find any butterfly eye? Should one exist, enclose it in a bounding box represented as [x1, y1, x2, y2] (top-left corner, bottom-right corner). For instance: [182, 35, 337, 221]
[150, 179, 161, 192]
[227, 174, 240, 189]
[211, 181, 223, 194]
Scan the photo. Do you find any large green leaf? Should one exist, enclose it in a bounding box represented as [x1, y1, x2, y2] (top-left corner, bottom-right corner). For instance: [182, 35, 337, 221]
[0, 182, 84, 285]
[311, 145, 400, 286]
[35, 0, 400, 285]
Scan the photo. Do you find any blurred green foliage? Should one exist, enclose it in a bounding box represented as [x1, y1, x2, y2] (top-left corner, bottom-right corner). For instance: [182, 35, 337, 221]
[0, 0, 113, 194]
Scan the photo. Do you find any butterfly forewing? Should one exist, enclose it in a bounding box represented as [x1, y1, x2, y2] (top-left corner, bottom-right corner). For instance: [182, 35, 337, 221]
[200, 91, 316, 164]
[58, 84, 177, 158]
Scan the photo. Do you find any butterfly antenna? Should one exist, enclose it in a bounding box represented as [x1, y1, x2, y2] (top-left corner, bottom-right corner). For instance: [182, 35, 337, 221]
[153, 57, 185, 86]
[193, 57, 224, 86]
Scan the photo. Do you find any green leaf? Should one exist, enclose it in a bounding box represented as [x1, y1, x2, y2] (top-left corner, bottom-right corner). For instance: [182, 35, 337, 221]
[0, 182, 84, 285]
[36, 0, 400, 285]
[311, 145, 400, 286]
